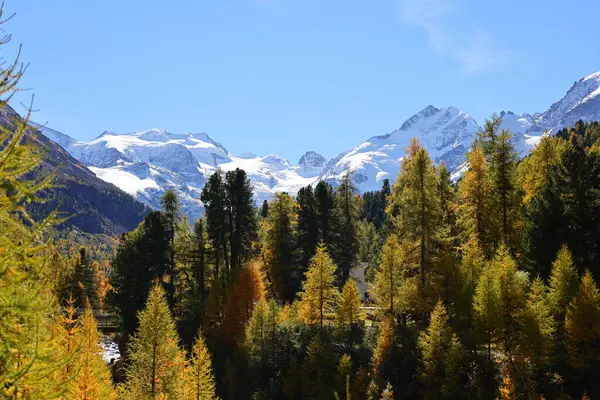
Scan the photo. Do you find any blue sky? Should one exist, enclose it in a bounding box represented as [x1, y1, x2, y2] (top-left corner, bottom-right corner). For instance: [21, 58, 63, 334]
[6, 0, 600, 162]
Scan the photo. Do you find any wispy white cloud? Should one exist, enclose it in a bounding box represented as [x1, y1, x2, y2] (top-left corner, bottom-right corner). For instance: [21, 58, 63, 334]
[399, 0, 509, 74]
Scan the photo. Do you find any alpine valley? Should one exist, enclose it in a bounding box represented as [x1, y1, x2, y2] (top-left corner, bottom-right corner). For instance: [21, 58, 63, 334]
[34, 70, 600, 219]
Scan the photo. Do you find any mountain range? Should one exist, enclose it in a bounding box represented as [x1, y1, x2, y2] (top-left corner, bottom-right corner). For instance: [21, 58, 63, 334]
[35, 70, 600, 220]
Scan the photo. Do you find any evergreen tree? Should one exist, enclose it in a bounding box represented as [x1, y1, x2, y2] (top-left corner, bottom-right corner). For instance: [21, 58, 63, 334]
[332, 171, 360, 283]
[201, 170, 229, 288]
[185, 330, 217, 400]
[300, 244, 338, 327]
[336, 278, 364, 328]
[555, 136, 600, 274]
[260, 199, 269, 219]
[225, 168, 257, 275]
[387, 138, 442, 289]
[110, 211, 170, 339]
[315, 180, 335, 244]
[72, 247, 98, 308]
[161, 189, 180, 306]
[297, 185, 319, 277]
[263, 192, 299, 302]
[301, 336, 337, 400]
[523, 171, 567, 277]
[491, 129, 518, 245]
[124, 284, 187, 399]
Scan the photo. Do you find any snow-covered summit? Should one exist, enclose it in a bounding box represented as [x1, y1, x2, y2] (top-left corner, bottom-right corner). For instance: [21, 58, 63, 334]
[298, 151, 326, 176]
[529, 71, 600, 135]
[319, 105, 479, 192]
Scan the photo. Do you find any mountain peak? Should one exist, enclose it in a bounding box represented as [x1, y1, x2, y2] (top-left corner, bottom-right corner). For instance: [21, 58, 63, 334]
[298, 151, 326, 168]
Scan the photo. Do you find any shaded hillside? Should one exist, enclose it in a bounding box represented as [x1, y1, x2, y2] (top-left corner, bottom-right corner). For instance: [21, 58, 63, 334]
[0, 105, 149, 235]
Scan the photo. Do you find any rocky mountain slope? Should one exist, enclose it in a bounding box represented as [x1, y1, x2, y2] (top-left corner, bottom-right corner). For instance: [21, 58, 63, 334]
[36, 70, 600, 219]
[1, 106, 149, 235]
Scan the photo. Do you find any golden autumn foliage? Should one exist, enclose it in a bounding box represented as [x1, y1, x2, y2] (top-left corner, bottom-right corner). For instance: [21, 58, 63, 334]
[336, 278, 364, 327]
[223, 259, 266, 344]
[185, 330, 217, 400]
[299, 244, 338, 326]
[66, 305, 117, 400]
[123, 284, 187, 399]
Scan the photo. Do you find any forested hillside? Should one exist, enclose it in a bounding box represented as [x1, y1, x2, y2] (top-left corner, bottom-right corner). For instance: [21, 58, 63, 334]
[0, 104, 149, 235]
[4, 4, 600, 400]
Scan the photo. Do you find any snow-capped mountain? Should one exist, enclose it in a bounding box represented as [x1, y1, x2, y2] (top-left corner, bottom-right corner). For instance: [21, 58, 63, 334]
[528, 71, 600, 135]
[321, 71, 600, 190]
[319, 105, 479, 191]
[34, 124, 326, 219]
[35, 70, 600, 220]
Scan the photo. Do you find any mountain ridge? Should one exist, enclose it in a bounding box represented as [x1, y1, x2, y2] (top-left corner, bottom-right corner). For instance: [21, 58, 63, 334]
[35, 70, 600, 219]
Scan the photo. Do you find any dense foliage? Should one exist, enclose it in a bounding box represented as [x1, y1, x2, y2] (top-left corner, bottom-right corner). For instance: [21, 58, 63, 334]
[4, 6, 600, 399]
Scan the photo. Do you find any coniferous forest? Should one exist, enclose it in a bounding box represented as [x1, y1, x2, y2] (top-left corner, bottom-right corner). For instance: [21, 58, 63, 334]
[4, 7, 600, 400]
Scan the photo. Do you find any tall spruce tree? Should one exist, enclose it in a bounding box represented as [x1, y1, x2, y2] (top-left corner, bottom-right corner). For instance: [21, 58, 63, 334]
[331, 171, 360, 283]
[315, 180, 335, 245]
[225, 168, 257, 276]
[161, 189, 180, 307]
[491, 129, 518, 246]
[110, 211, 170, 339]
[263, 192, 299, 302]
[201, 170, 229, 287]
[297, 185, 319, 277]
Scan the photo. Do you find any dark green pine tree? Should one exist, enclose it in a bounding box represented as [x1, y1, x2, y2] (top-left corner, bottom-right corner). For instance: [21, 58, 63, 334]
[161, 189, 181, 307]
[110, 210, 170, 340]
[556, 135, 600, 274]
[315, 180, 335, 245]
[297, 185, 319, 277]
[72, 247, 98, 308]
[260, 199, 269, 219]
[523, 172, 566, 278]
[201, 170, 229, 286]
[225, 168, 258, 277]
[491, 129, 518, 246]
[332, 171, 359, 284]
